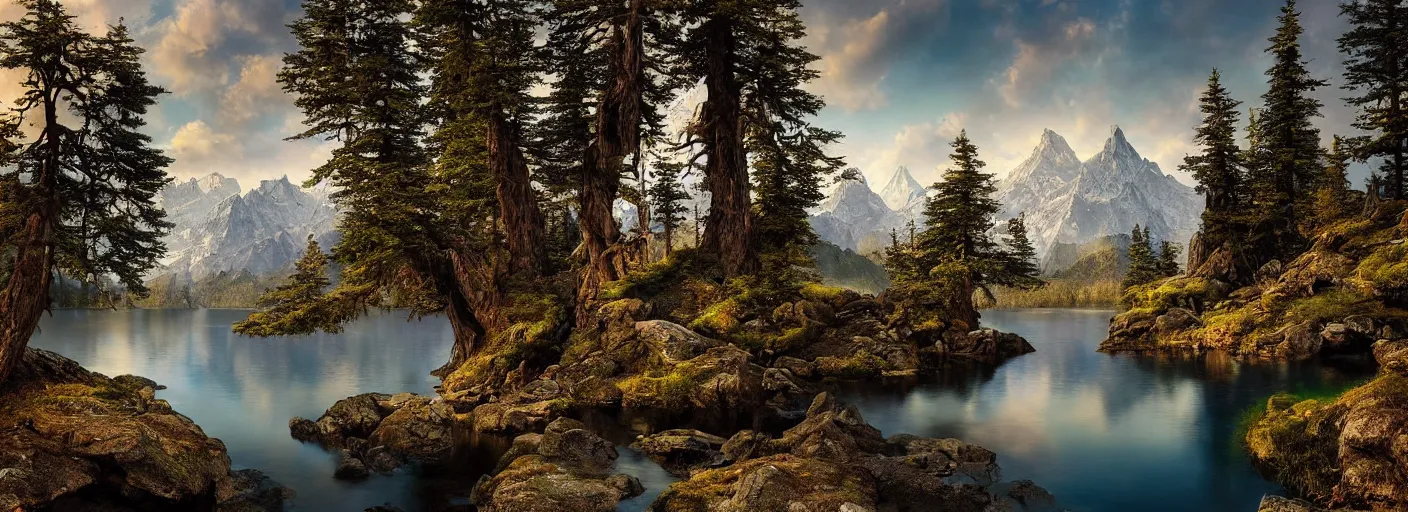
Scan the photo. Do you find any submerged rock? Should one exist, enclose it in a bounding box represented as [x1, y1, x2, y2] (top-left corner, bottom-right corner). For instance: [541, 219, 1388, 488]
[0, 349, 290, 512]
[471, 418, 644, 512]
[632, 429, 729, 477]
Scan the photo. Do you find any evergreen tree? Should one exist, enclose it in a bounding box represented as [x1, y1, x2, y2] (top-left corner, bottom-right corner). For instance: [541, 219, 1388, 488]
[1251, 0, 1328, 257]
[912, 131, 1003, 328]
[995, 214, 1043, 290]
[1338, 0, 1408, 200]
[1182, 69, 1246, 251]
[649, 160, 691, 256]
[0, 1, 172, 384]
[883, 227, 920, 286]
[235, 237, 341, 337]
[1124, 225, 1160, 288]
[1313, 136, 1356, 226]
[1158, 241, 1183, 278]
[419, 0, 546, 276]
[670, 0, 828, 277]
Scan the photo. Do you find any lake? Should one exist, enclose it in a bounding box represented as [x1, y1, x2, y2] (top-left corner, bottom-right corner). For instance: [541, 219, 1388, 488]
[29, 308, 1374, 511]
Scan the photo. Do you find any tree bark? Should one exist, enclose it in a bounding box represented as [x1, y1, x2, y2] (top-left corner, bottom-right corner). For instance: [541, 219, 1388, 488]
[488, 114, 546, 277]
[577, 0, 646, 320]
[699, 14, 758, 277]
[0, 209, 55, 385]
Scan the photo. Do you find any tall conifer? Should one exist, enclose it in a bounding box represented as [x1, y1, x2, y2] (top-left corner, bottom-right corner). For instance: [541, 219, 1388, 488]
[1339, 0, 1408, 200]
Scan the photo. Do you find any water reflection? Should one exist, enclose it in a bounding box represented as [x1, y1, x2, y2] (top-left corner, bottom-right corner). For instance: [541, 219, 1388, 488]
[837, 309, 1373, 512]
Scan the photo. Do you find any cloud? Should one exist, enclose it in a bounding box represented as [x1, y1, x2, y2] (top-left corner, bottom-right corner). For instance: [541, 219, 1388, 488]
[858, 113, 970, 184]
[801, 0, 949, 112]
[997, 18, 1098, 108]
[219, 54, 288, 125]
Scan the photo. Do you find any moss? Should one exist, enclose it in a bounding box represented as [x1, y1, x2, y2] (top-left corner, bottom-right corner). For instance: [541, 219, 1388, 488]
[1355, 244, 1408, 305]
[689, 297, 742, 335]
[815, 351, 887, 379]
[1123, 277, 1220, 312]
[600, 249, 710, 301]
[799, 283, 846, 305]
[616, 370, 697, 410]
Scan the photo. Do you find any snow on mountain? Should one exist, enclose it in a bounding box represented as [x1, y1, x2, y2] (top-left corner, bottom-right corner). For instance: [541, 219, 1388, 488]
[1003, 127, 1202, 256]
[156, 174, 339, 280]
[879, 166, 927, 211]
[809, 126, 1203, 259]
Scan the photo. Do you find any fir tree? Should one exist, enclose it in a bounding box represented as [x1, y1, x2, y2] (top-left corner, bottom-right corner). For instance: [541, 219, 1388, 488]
[1252, 0, 1328, 257]
[649, 160, 691, 256]
[995, 214, 1043, 290]
[670, 0, 829, 277]
[419, 0, 546, 276]
[235, 237, 341, 337]
[1338, 0, 1408, 200]
[1124, 225, 1160, 288]
[912, 131, 1003, 328]
[1158, 241, 1183, 278]
[0, 1, 172, 384]
[1182, 69, 1247, 252]
[1313, 136, 1356, 226]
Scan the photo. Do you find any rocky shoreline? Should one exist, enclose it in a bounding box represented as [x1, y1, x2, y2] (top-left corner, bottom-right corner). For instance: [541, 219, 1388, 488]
[0, 349, 291, 511]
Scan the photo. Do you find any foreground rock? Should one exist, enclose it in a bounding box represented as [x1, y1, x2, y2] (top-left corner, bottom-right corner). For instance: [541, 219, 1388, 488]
[1246, 345, 1408, 511]
[288, 391, 456, 476]
[649, 393, 1063, 512]
[1257, 495, 1364, 511]
[0, 349, 290, 511]
[471, 418, 644, 511]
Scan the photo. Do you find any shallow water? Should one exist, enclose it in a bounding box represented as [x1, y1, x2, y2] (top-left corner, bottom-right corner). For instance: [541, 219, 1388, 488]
[837, 308, 1375, 512]
[30, 308, 1375, 511]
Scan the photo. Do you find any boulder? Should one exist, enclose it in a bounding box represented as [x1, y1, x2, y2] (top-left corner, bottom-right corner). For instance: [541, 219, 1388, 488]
[634, 320, 724, 364]
[1374, 340, 1408, 374]
[291, 392, 459, 475]
[472, 419, 643, 512]
[1255, 495, 1345, 512]
[472, 399, 556, 435]
[632, 429, 729, 477]
[366, 397, 454, 462]
[334, 450, 370, 480]
[1260, 321, 1322, 360]
[941, 329, 1036, 364]
[1154, 308, 1202, 340]
[0, 349, 290, 512]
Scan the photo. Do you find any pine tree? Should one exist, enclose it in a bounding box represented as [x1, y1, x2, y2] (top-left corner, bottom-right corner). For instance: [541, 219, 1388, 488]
[912, 131, 1003, 328]
[1252, 0, 1328, 257]
[671, 0, 829, 277]
[1124, 225, 1160, 288]
[235, 237, 341, 337]
[419, 0, 546, 276]
[995, 213, 1043, 290]
[1182, 69, 1246, 252]
[1313, 136, 1356, 226]
[649, 160, 691, 256]
[883, 228, 920, 285]
[0, 1, 173, 384]
[1158, 241, 1183, 278]
[1339, 0, 1408, 200]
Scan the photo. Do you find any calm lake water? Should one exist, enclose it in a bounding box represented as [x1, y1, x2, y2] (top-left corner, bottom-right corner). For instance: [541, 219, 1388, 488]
[30, 308, 1374, 511]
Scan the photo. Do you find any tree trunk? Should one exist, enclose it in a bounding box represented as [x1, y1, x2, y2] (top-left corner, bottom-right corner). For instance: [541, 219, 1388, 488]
[699, 14, 758, 278]
[577, 0, 646, 321]
[434, 248, 509, 377]
[488, 114, 546, 277]
[0, 209, 55, 385]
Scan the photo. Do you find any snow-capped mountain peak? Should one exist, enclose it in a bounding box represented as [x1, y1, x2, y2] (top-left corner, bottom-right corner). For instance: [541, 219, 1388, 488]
[879, 166, 927, 211]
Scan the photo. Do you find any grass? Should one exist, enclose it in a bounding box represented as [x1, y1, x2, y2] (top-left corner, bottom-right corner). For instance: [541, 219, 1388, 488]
[1239, 375, 1382, 502]
[616, 370, 697, 410]
[989, 279, 1122, 308]
[799, 283, 847, 304]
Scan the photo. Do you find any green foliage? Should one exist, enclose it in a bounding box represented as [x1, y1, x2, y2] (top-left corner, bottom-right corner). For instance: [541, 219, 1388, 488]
[1311, 136, 1357, 228]
[1121, 277, 1220, 312]
[995, 213, 1043, 290]
[1338, 0, 1408, 201]
[0, 0, 172, 295]
[1248, 0, 1329, 259]
[650, 160, 692, 255]
[234, 237, 343, 337]
[1123, 225, 1160, 288]
[1158, 241, 1183, 278]
[1182, 69, 1248, 251]
[808, 242, 889, 295]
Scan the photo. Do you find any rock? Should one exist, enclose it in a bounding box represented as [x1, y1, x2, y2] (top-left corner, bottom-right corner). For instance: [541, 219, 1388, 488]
[317, 393, 391, 442]
[334, 451, 370, 480]
[634, 320, 723, 364]
[473, 419, 641, 512]
[1255, 495, 1341, 512]
[1269, 321, 1322, 360]
[0, 349, 287, 511]
[1374, 340, 1408, 374]
[633, 429, 729, 476]
[942, 329, 1036, 364]
[1321, 323, 1350, 347]
[1272, 251, 1354, 299]
[1257, 260, 1285, 283]
[773, 356, 815, 379]
[1100, 309, 1157, 352]
[473, 398, 556, 435]
[1344, 316, 1376, 337]
[366, 397, 454, 462]
[289, 417, 320, 442]
[1154, 308, 1202, 339]
[651, 456, 879, 512]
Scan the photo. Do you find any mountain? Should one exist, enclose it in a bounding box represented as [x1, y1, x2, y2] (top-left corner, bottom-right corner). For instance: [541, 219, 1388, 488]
[810, 174, 904, 254]
[807, 127, 1202, 262]
[997, 126, 1202, 256]
[1042, 234, 1132, 280]
[155, 174, 339, 283]
[879, 166, 927, 211]
[810, 242, 890, 295]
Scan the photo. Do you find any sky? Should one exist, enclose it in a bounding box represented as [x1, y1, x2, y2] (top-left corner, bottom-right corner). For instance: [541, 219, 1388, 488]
[0, 0, 1366, 190]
